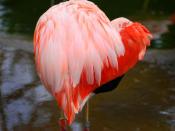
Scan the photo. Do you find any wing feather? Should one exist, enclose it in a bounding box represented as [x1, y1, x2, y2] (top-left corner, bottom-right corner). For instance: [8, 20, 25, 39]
[34, 0, 124, 125]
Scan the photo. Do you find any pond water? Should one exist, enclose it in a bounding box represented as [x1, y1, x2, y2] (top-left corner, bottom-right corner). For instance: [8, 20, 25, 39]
[0, 0, 175, 131]
[0, 0, 175, 48]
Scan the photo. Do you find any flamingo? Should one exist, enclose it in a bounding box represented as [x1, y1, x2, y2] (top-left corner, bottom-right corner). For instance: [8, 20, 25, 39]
[33, 0, 152, 130]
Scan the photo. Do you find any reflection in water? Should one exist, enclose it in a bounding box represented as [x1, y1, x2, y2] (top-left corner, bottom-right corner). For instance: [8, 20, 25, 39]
[71, 122, 82, 131]
[0, 48, 58, 130]
[0, 35, 175, 131]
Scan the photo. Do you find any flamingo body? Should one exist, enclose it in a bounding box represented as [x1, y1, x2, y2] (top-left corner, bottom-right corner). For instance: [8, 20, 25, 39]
[34, 0, 151, 125]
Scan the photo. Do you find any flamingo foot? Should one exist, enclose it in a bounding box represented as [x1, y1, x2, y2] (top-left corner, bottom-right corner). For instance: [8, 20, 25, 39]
[59, 118, 67, 131]
[84, 121, 90, 131]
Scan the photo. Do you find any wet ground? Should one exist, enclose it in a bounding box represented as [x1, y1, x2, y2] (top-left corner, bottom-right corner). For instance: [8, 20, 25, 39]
[0, 30, 175, 131]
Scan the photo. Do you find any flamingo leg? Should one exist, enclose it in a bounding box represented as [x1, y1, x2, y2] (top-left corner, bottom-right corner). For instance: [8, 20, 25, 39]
[84, 102, 90, 131]
[59, 109, 67, 131]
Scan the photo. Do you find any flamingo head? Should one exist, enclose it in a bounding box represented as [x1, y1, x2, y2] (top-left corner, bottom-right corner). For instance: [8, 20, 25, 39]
[111, 17, 152, 60]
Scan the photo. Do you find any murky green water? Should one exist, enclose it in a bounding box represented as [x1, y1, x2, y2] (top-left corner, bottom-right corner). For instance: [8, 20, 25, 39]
[0, 0, 175, 48]
[0, 0, 175, 131]
[0, 1, 174, 32]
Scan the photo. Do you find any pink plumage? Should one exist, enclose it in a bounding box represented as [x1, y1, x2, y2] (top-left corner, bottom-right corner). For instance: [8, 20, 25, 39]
[33, 0, 152, 125]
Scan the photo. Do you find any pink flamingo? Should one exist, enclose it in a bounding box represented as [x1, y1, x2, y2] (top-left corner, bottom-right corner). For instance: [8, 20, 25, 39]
[33, 0, 152, 130]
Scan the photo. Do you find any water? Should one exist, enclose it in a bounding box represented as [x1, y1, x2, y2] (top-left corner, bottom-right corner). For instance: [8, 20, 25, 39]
[0, 33, 175, 131]
[0, 0, 175, 34]
[0, 0, 175, 130]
